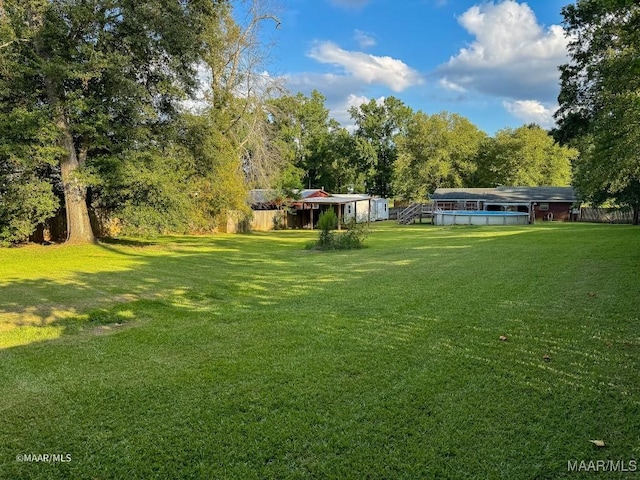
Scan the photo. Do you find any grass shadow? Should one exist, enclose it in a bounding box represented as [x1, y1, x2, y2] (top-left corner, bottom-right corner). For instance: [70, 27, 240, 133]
[98, 237, 157, 247]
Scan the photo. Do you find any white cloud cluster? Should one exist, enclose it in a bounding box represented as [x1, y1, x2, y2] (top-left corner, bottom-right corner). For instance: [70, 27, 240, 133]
[437, 0, 569, 103]
[308, 41, 423, 92]
[503, 99, 557, 128]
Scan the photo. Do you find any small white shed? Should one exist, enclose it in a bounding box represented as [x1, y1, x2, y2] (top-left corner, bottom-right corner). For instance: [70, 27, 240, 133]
[340, 194, 371, 223]
[371, 198, 389, 221]
[342, 195, 389, 223]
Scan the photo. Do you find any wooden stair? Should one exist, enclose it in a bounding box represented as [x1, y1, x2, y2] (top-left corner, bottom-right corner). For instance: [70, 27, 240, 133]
[397, 202, 434, 224]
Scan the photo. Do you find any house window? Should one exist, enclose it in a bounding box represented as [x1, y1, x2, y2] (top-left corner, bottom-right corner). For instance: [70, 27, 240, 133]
[539, 203, 549, 211]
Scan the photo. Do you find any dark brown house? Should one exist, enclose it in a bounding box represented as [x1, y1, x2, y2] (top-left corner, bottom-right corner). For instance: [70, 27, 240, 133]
[430, 187, 578, 222]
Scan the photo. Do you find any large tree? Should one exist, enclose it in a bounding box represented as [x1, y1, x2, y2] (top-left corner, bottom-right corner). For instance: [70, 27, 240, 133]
[393, 111, 486, 201]
[0, 0, 221, 243]
[268, 90, 335, 189]
[203, 0, 284, 190]
[554, 0, 640, 224]
[176, 0, 283, 229]
[474, 124, 575, 188]
[349, 97, 412, 198]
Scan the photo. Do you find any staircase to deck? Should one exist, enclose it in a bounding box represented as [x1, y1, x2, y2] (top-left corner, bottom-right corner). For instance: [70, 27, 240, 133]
[397, 202, 435, 224]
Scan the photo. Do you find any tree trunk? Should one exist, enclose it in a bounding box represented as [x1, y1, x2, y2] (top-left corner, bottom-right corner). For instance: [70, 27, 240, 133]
[41, 68, 96, 244]
[633, 205, 639, 225]
[57, 114, 96, 244]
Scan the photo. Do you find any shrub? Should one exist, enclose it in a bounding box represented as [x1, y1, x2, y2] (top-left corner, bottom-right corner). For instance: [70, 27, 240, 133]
[314, 213, 369, 251]
[316, 209, 337, 249]
[335, 220, 369, 249]
[0, 179, 59, 245]
[317, 209, 338, 232]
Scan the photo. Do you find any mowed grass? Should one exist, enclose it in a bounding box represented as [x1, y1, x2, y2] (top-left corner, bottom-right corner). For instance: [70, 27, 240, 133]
[0, 222, 638, 479]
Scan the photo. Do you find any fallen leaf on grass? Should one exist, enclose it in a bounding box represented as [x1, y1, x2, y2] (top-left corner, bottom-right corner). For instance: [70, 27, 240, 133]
[589, 440, 606, 447]
[499, 335, 508, 341]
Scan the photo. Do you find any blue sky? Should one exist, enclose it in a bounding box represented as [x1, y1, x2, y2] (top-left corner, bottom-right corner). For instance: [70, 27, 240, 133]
[254, 0, 574, 135]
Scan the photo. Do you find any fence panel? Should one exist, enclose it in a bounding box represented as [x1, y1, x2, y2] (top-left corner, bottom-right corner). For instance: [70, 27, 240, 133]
[250, 210, 281, 231]
[579, 208, 633, 224]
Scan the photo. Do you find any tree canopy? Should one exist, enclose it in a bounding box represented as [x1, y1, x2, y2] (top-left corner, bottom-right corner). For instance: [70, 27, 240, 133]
[0, 0, 224, 242]
[555, 0, 640, 223]
[349, 97, 413, 198]
[474, 125, 574, 188]
[393, 111, 486, 201]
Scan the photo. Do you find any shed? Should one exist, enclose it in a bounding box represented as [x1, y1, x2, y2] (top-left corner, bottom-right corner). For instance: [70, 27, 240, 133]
[335, 195, 389, 222]
[338, 194, 373, 223]
[372, 198, 390, 221]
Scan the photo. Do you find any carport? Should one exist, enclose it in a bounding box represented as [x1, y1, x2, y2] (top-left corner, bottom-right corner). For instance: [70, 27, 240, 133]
[301, 195, 372, 229]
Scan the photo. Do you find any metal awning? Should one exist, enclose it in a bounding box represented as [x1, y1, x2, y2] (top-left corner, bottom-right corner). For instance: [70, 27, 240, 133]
[301, 195, 371, 205]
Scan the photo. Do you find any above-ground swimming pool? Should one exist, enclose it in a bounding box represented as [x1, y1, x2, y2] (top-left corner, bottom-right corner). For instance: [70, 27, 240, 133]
[434, 210, 530, 226]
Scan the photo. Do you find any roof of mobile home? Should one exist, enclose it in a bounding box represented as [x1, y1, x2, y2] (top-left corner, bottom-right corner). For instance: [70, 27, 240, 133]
[431, 187, 577, 203]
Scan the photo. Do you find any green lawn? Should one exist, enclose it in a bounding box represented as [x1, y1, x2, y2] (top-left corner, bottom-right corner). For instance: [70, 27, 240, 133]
[1, 222, 638, 479]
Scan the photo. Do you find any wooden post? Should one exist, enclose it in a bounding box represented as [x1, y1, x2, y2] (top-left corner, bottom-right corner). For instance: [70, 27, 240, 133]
[310, 205, 314, 229]
[337, 204, 342, 231]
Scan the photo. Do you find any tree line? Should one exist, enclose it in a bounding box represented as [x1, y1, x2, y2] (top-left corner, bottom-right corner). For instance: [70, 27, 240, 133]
[0, 0, 637, 245]
[270, 92, 575, 199]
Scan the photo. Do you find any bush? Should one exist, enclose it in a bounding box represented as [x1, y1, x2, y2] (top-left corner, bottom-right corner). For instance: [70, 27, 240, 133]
[317, 209, 338, 232]
[0, 179, 59, 245]
[336, 220, 369, 249]
[314, 213, 369, 251]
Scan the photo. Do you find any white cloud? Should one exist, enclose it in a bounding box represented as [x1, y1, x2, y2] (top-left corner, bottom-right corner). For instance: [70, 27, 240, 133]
[308, 41, 423, 92]
[439, 77, 466, 93]
[334, 94, 370, 123]
[283, 40, 420, 130]
[437, 1, 569, 102]
[503, 99, 557, 127]
[354, 29, 376, 48]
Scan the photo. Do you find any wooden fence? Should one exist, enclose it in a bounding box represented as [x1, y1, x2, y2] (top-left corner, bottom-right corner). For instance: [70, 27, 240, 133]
[579, 208, 634, 224]
[249, 210, 282, 231]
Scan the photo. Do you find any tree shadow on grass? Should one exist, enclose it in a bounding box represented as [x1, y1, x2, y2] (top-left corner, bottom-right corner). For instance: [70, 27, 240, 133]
[1, 223, 637, 350]
[0, 233, 375, 349]
[98, 238, 157, 247]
